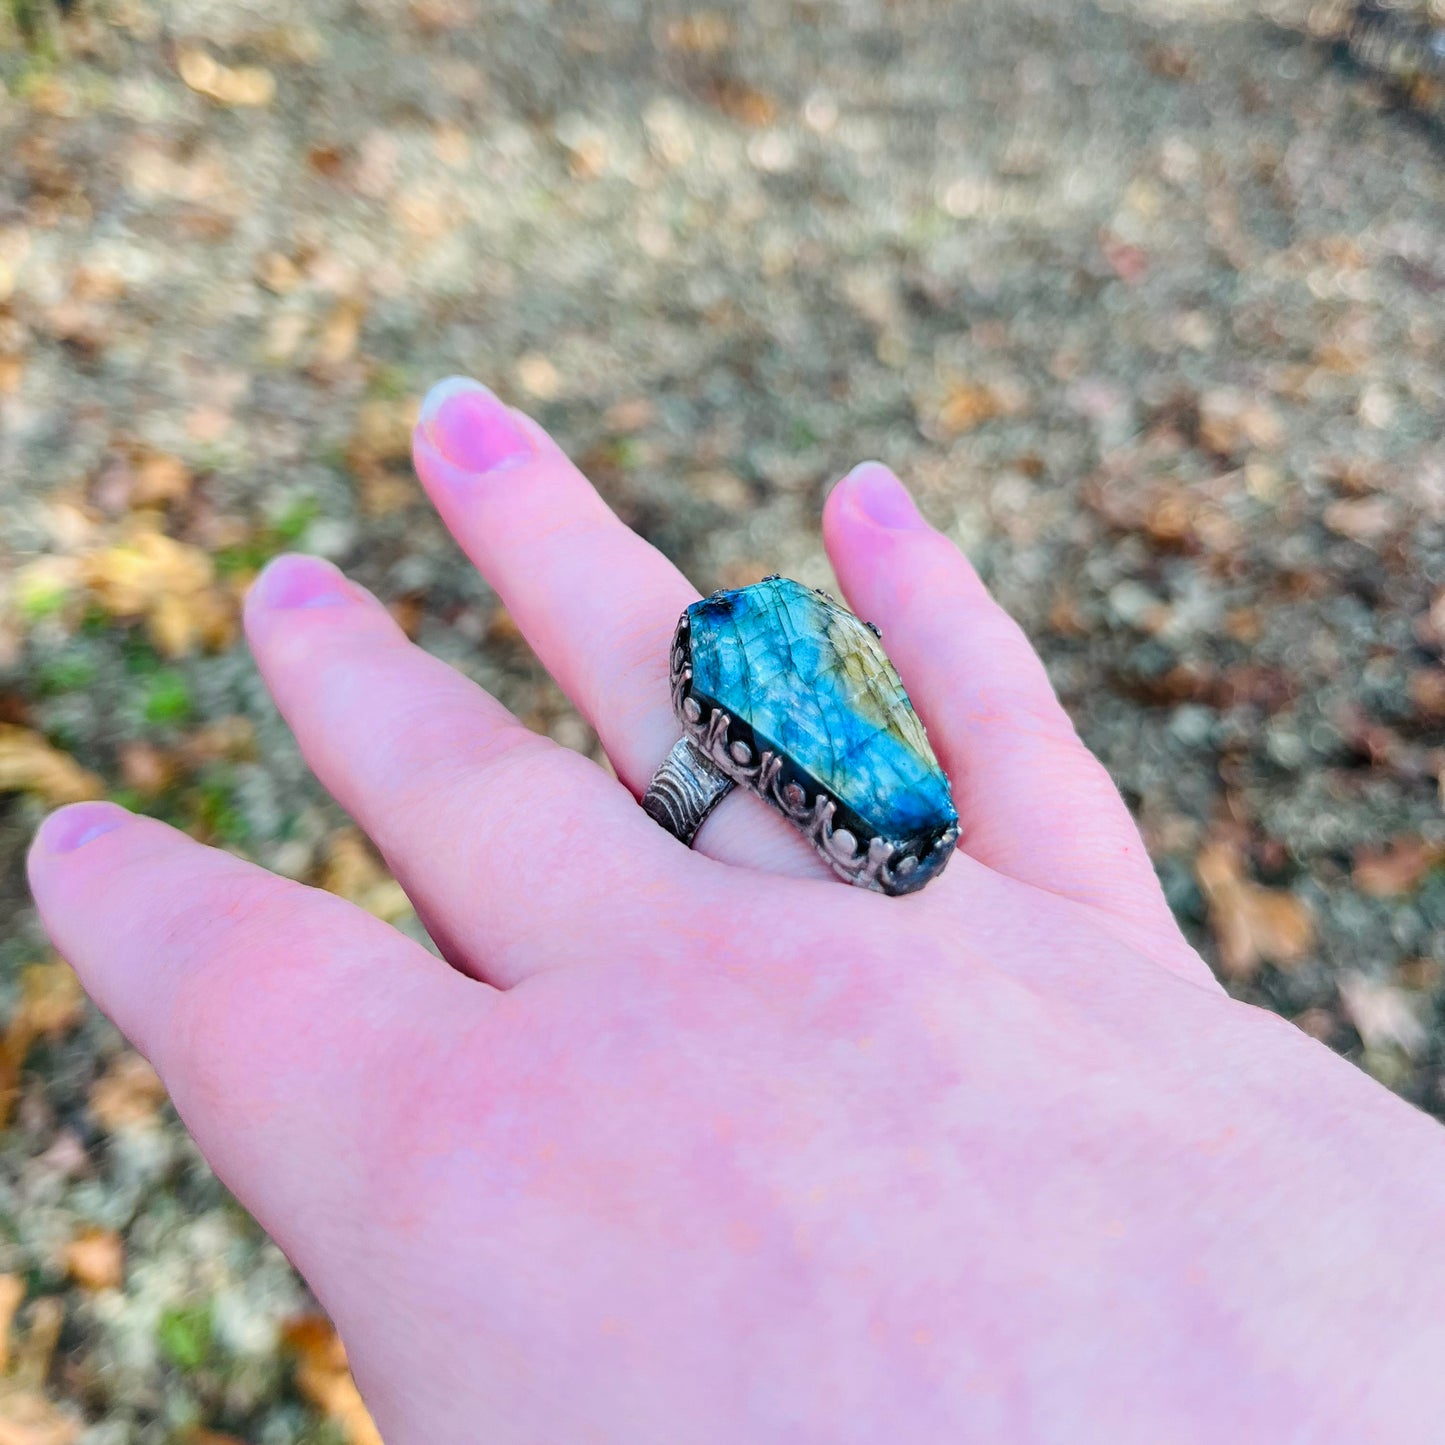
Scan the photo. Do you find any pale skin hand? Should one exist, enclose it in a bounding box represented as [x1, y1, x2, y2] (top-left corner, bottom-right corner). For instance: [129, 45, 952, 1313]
[28, 377, 1445, 1444]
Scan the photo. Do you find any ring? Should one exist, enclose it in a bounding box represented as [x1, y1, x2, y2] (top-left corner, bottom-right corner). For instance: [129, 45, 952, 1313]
[642, 576, 959, 895]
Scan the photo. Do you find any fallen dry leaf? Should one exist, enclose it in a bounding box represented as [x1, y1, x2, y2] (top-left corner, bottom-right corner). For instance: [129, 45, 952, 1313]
[255, 250, 303, 295]
[0, 1295, 74, 1441]
[178, 716, 256, 766]
[0, 1278, 23, 1375]
[1409, 669, 1445, 721]
[1291, 1008, 1336, 1042]
[1398, 957, 1442, 992]
[13, 964, 84, 1042]
[515, 353, 560, 400]
[88, 1053, 168, 1133]
[1196, 840, 1314, 981]
[1197, 389, 1284, 458]
[82, 529, 209, 613]
[0, 1387, 81, 1445]
[408, 0, 474, 30]
[933, 381, 1001, 438]
[178, 48, 276, 107]
[81, 529, 236, 657]
[1429, 589, 1445, 641]
[318, 830, 411, 922]
[1353, 837, 1445, 897]
[663, 11, 732, 52]
[130, 451, 193, 509]
[698, 77, 778, 127]
[1324, 495, 1400, 544]
[63, 1229, 123, 1292]
[484, 603, 524, 648]
[1340, 972, 1428, 1058]
[117, 741, 178, 797]
[347, 396, 421, 516]
[0, 728, 102, 806]
[284, 1316, 381, 1445]
[604, 396, 655, 432]
[0, 962, 87, 1129]
[348, 397, 418, 467]
[312, 296, 367, 370]
[7, 1296, 62, 1390]
[393, 184, 453, 237]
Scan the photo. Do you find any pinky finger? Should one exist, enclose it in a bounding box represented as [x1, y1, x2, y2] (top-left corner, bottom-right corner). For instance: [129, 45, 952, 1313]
[824, 464, 1216, 989]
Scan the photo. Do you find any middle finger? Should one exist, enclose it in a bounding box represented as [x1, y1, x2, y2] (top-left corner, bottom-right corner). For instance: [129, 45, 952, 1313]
[411, 376, 824, 879]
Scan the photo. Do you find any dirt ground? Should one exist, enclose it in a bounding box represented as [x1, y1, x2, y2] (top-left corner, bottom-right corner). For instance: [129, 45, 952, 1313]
[1, 0, 1443, 1438]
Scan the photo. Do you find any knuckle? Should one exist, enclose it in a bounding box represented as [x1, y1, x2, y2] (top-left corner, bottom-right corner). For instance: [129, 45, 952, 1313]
[149, 865, 302, 967]
[150, 868, 312, 1087]
[391, 704, 548, 801]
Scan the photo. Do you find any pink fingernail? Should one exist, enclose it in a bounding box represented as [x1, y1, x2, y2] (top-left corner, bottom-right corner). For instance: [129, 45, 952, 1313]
[418, 376, 532, 475]
[250, 554, 350, 610]
[46, 803, 126, 853]
[845, 462, 928, 532]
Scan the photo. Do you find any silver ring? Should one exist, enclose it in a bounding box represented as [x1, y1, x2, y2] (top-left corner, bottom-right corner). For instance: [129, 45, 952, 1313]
[641, 576, 959, 895]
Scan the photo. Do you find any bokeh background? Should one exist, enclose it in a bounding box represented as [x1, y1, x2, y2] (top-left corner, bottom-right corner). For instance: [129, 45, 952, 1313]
[1, 0, 1443, 1438]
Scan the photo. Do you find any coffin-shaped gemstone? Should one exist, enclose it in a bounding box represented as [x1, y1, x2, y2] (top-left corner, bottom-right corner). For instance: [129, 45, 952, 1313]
[685, 578, 957, 845]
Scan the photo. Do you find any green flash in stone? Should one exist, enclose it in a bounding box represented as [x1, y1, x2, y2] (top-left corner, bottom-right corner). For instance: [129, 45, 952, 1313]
[679, 577, 958, 892]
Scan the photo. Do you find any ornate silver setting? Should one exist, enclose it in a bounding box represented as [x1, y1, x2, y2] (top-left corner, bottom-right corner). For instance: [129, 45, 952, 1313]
[647, 604, 959, 896]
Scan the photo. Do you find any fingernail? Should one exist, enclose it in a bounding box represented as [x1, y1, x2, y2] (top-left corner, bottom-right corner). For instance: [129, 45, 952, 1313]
[844, 462, 928, 532]
[250, 554, 350, 611]
[418, 375, 532, 475]
[45, 803, 126, 854]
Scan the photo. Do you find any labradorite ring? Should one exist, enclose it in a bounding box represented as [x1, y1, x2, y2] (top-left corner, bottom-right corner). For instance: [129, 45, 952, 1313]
[641, 576, 960, 895]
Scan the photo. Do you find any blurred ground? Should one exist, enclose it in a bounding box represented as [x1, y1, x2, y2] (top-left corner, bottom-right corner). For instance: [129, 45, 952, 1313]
[0, 0, 1443, 1438]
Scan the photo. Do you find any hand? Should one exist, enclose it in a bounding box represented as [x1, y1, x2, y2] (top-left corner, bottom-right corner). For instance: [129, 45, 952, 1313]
[29, 378, 1445, 1444]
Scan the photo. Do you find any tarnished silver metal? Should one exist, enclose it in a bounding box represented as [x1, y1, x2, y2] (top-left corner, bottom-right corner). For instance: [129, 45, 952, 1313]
[641, 737, 735, 845]
[641, 596, 959, 895]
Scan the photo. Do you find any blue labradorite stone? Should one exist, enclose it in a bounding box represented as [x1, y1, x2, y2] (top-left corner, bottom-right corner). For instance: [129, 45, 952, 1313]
[685, 578, 956, 843]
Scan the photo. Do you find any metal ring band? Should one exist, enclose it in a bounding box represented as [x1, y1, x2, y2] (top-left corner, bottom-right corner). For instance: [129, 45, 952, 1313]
[641, 737, 735, 846]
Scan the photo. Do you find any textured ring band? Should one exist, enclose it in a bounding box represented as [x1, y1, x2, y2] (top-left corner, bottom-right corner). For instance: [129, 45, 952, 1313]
[640, 576, 960, 896]
[641, 738, 734, 845]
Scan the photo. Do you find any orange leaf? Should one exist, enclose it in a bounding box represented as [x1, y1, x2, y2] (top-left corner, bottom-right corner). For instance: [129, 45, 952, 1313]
[0, 728, 103, 806]
[1353, 838, 1445, 898]
[88, 1053, 167, 1133]
[130, 451, 193, 508]
[0, 1387, 81, 1445]
[934, 382, 1001, 438]
[318, 830, 412, 922]
[178, 48, 276, 107]
[80, 530, 235, 658]
[0, 1278, 24, 1374]
[1196, 841, 1314, 981]
[63, 1229, 124, 1292]
[0, 963, 86, 1129]
[283, 1316, 381, 1445]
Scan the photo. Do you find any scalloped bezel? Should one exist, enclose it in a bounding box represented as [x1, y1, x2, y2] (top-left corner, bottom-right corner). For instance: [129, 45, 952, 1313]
[668, 601, 959, 896]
